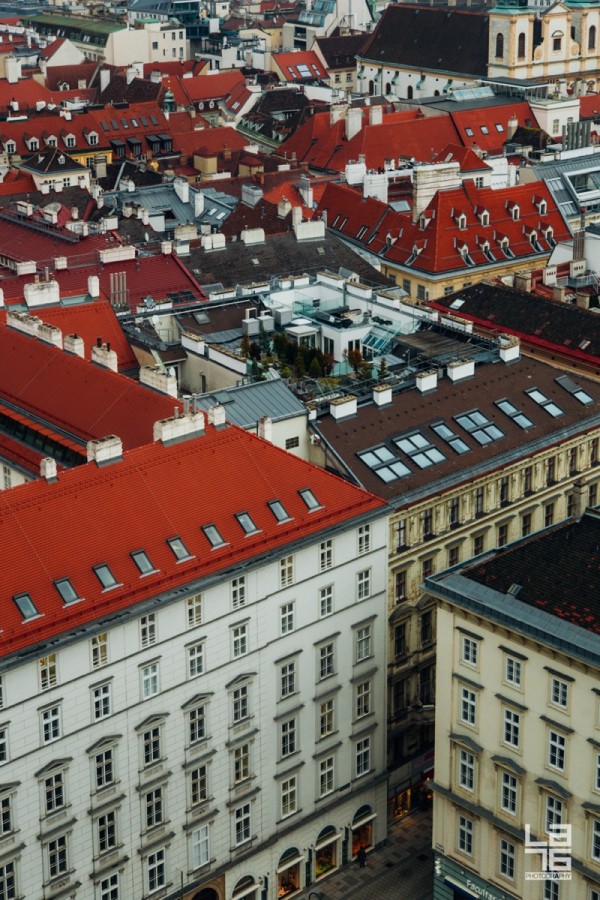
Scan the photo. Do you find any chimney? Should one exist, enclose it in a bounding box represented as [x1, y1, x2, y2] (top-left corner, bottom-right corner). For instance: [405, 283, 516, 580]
[40, 457, 58, 482]
[37, 322, 63, 349]
[153, 411, 205, 444]
[173, 177, 190, 204]
[507, 115, 519, 140]
[139, 365, 178, 399]
[88, 274, 100, 298]
[0, 288, 4, 309]
[369, 104, 382, 127]
[298, 174, 313, 209]
[447, 358, 475, 383]
[92, 343, 119, 372]
[291, 206, 302, 229]
[330, 395, 357, 421]
[345, 106, 363, 141]
[373, 383, 392, 406]
[278, 198, 292, 218]
[498, 335, 521, 363]
[86, 435, 123, 465]
[257, 415, 272, 442]
[208, 404, 226, 427]
[64, 333, 85, 358]
[330, 103, 347, 126]
[415, 369, 438, 393]
[193, 189, 204, 217]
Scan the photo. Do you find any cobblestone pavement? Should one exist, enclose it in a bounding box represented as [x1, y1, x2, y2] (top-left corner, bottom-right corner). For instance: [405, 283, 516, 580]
[299, 806, 434, 900]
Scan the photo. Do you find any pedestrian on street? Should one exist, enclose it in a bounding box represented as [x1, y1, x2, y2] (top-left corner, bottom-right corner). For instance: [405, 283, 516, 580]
[357, 846, 367, 868]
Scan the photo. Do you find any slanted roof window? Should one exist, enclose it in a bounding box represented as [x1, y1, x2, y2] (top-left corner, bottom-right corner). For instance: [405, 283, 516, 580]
[202, 523, 227, 548]
[14, 592, 40, 620]
[455, 410, 505, 445]
[395, 432, 446, 468]
[465, 127, 474, 137]
[236, 512, 260, 535]
[94, 564, 119, 590]
[299, 487, 321, 510]
[269, 500, 292, 523]
[431, 422, 470, 454]
[496, 398, 534, 429]
[358, 446, 411, 483]
[556, 374, 593, 406]
[167, 536, 192, 561]
[54, 578, 80, 604]
[526, 388, 563, 418]
[131, 550, 156, 575]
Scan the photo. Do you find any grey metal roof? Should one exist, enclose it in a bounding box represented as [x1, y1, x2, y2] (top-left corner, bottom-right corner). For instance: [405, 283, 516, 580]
[196, 378, 307, 427]
[102, 184, 238, 230]
[534, 152, 600, 218]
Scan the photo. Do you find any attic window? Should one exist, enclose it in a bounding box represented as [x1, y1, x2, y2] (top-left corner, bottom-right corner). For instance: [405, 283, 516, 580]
[54, 578, 80, 604]
[269, 499, 292, 523]
[526, 388, 563, 418]
[431, 422, 470, 454]
[556, 374, 593, 405]
[202, 523, 227, 548]
[395, 431, 446, 468]
[94, 564, 119, 591]
[496, 398, 533, 429]
[465, 127, 474, 137]
[480, 125, 489, 135]
[236, 512, 260, 535]
[479, 210, 490, 226]
[457, 213, 467, 229]
[299, 487, 321, 511]
[495, 123, 504, 133]
[4, 141, 15, 154]
[357, 225, 368, 240]
[13, 592, 40, 620]
[537, 199, 547, 215]
[509, 204, 520, 220]
[455, 410, 504, 445]
[131, 550, 157, 576]
[358, 446, 410, 482]
[167, 536, 192, 561]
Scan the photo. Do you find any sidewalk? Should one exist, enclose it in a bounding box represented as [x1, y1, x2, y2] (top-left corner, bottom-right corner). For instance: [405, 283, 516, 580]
[301, 806, 434, 900]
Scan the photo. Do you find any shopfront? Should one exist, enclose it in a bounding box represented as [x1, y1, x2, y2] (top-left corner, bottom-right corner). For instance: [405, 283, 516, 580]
[277, 848, 303, 898]
[314, 826, 340, 880]
[231, 876, 259, 900]
[350, 805, 376, 859]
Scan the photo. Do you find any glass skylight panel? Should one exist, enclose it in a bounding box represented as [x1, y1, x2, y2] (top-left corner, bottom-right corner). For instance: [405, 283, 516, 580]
[13, 592, 39, 619]
[167, 536, 192, 561]
[358, 446, 411, 482]
[269, 500, 291, 523]
[555, 374, 593, 405]
[431, 422, 470, 454]
[236, 512, 259, 535]
[395, 432, 446, 469]
[526, 389, 563, 418]
[299, 488, 321, 510]
[202, 524, 226, 548]
[54, 578, 80, 604]
[496, 399, 533, 430]
[94, 564, 119, 590]
[131, 550, 156, 575]
[455, 410, 505, 445]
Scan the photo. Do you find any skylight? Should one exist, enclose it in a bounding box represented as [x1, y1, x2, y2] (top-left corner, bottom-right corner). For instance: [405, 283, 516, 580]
[202, 524, 227, 548]
[94, 564, 119, 590]
[131, 550, 156, 575]
[526, 388, 563, 418]
[455, 410, 504, 445]
[496, 399, 533, 429]
[556, 374, 593, 406]
[167, 536, 192, 561]
[54, 578, 80, 604]
[299, 488, 321, 510]
[431, 422, 470, 454]
[236, 512, 260, 535]
[358, 446, 411, 483]
[13, 592, 39, 620]
[269, 500, 291, 523]
[394, 432, 446, 469]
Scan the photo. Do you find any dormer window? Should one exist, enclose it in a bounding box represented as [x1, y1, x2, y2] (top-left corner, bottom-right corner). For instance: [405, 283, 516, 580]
[64, 135, 76, 149]
[543, 224, 555, 245]
[44, 134, 57, 147]
[479, 210, 489, 226]
[86, 131, 98, 146]
[456, 213, 467, 229]
[537, 198, 547, 215]
[508, 203, 519, 220]
[25, 137, 38, 151]
[419, 214, 431, 230]
[4, 141, 15, 154]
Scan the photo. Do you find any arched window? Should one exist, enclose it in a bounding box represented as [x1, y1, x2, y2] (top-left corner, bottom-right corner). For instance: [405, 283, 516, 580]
[368, 80, 374, 95]
[518, 32, 526, 58]
[277, 848, 302, 898]
[231, 876, 258, 900]
[407, 85, 414, 100]
[552, 31, 563, 52]
[495, 32, 504, 58]
[351, 805, 375, 858]
[385, 81, 391, 94]
[315, 826, 339, 879]
[590, 24, 596, 50]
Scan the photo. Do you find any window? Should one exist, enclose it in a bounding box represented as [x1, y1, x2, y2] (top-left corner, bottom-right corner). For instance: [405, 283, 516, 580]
[356, 736, 370, 776]
[202, 524, 226, 548]
[552, 32, 562, 52]
[518, 31, 526, 57]
[280, 661, 296, 698]
[40, 654, 57, 690]
[319, 539, 333, 571]
[44, 770, 65, 813]
[522, 514, 532, 538]
[91, 633, 108, 669]
[544, 881, 559, 900]
[0, 726, 8, 763]
[590, 24, 597, 50]
[499, 476, 510, 505]
[140, 613, 156, 648]
[496, 399, 534, 431]
[319, 756, 334, 796]
[461, 636, 479, 667]
[456, 410, 504, 445]
[299, 488, 321, 510]
[0, 862, 15, 900]
[94, 564, 119, 590]
[356, 625, 372, 662]
[460, 688, 477, 726]
[500, 771, 517, 814]
[499, 837, 515, 879]
[233, 685, 249, 723]
[495, 32, 504, 58]
[474, 486, 484, 516]
[280, 556, 294, 587]
[395, 518, 407, 550]
[55, 578, 79, 604]
[188, 642, 204, 677]
[550, 677, 568, 709]
[395, 570, 407, 603]
[269, 499, 291, 523]
[503, 709, 521, 749]
[449, 497, 460, 526]
[188, 703, 206, 744]
[498, 523, 508, 548]
[92, 682, 112, 720]
[394, 623, 406, 658]
[231, 576, 246, 609]
[132, 550, 156, 575]
[505, 656, 522, 687]
[473, 534, 484, 556]
[421, 611, 433, 645]
[167, 536, 191, 561]
[141, 662, 159, 699]
[0, 675, 4, 710]
[281, 776, 297, 818]
[548, 730, 566, 771]
[186, 594, 202, 627]
[234, 744, 249, 783]
[545, 794, 563, 833]
[191, 823, 209, 870]
[358, 524, 371, 554]
[95, 748, 114, 789]
[459, 748, 475, 791]
[591, 483, 598, 508]
[458, 815, 473, 854]
[358, 446, 410, 482]
[143, 725, 161, 766]
[319, 642, 334, 679]
[41, 704, 61, 744]
[319, 697, 334, 737]
[356, 680, 371, 718]
[448, 546, 460, 568]
[97, 810, 117, 853]
[236, 512, 259, 535]
[526, 388, 563, 418]
[280, 602, 295, 634]
[546, 456, 556, 486]
[280, 718, 296, 757]
[319, 585, 333, 618]
[191, 765, 208, 806]
[145, 788, 163, 829]
[396, 432, 446, 469]
[46, 835, 68, 879]
[146, 848, 166, 893]
[0, 795, 12, 836]
[234, 804, 251, 846]
[423, 508, 434, 539]
[232, 624, 248, 658]
[357, 569, 371, 601]
[592, 818, 600, 861]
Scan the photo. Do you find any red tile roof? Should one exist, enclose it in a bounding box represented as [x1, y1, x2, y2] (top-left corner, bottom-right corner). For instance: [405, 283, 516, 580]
[0, 422, 384, 656]
[0, 431, 47, 477]
[273, 50, 329, 82]
[431, 143, 491, 173]
[167, 69, 251, 114]
[0, 214, 112, 266]
[142, 59, 207, 78]
[448, 101, 535, 155]
[34, 301, 138, 372]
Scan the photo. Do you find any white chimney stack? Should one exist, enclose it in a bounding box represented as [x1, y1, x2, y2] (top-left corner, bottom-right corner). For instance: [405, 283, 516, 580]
[64, 333, 85, 358]
[153, 412, 205, 444]
[87, 435, 123, 465]
[257, 415, 273, 442]
[40, 457, 58, 481]
[208, 404, 226, 427]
